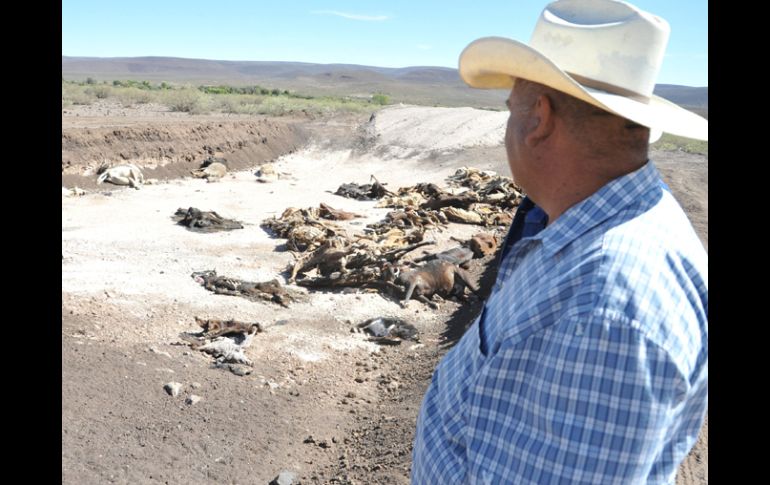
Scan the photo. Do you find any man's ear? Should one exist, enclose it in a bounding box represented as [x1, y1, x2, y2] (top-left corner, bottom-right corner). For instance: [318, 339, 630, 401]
[524, 94, 555, 147]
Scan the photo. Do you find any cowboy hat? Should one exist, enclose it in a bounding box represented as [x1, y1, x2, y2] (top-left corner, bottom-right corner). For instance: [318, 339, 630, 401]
[459, 0, 707, 141]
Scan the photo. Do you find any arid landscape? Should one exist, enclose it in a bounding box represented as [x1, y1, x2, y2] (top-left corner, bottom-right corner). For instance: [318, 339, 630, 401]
[62, 68, 707, 483]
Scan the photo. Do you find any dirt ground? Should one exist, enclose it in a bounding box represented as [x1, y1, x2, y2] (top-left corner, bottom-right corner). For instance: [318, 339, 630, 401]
[62, 101, 708, 484]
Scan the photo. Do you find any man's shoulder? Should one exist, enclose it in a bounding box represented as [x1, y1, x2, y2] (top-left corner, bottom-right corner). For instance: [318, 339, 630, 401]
[598, 189, 707, 278]
[580, 191, 707, 374]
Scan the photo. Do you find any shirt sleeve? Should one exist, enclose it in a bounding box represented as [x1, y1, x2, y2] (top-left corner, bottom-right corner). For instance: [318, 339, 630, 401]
[465, 313, 689, 484]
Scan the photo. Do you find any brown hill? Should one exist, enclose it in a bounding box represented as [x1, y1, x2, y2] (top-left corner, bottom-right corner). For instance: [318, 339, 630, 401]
[62, 56, 707, 112]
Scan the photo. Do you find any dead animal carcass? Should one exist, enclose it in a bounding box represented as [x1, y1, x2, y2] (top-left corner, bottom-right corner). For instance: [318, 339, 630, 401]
[413, 246, 474, 268]
[179, 317, 262, 367]
[191, 270, 302, 307]
[384, 260, 478, 308]
[357, 317, 419, 345]
[334, 176, 395, 200]
[96, 163, 144, 189]
[191, 162, 227, 182]
[173, 207, 244, 233]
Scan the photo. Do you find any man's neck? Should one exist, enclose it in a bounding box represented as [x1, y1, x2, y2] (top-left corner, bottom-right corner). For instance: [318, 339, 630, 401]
[533, 157, 648, 226]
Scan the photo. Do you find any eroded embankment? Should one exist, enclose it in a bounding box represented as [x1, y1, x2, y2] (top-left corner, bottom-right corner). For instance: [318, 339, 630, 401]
[62, 115, 310, 189]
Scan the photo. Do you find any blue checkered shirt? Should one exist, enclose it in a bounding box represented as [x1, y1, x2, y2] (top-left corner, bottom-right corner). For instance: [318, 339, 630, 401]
[412, 161, 708, 484]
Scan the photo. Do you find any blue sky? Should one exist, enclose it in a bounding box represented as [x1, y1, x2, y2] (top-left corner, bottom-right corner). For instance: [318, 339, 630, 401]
[62, 1, 708, 87]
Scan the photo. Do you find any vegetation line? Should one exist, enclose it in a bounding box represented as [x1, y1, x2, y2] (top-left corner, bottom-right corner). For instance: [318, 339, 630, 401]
[62, 78, 390, 116]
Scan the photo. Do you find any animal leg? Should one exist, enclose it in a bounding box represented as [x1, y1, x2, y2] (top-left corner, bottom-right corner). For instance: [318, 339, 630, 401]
[401, 280, 419, 307]
[418, 295, 439, 309]
[454, 267, 479, 296]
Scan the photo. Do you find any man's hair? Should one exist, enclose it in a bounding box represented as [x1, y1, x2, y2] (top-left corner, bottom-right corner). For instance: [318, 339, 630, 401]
[514, 79, 649, 160]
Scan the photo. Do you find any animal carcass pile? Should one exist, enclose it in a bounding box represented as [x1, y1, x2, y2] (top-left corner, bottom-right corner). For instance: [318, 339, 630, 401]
[261, 167, 521, 306]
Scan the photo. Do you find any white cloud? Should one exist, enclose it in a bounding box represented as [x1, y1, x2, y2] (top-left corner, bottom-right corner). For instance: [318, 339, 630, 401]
[312, 10, 390, 21]
[416, 44, 432, 50]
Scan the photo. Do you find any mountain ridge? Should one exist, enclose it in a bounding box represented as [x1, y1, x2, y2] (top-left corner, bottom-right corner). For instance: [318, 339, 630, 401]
[62, 56, 708, 111]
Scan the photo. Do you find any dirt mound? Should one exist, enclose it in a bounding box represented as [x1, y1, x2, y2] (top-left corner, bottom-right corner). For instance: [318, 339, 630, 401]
[368, 105, 508, 157]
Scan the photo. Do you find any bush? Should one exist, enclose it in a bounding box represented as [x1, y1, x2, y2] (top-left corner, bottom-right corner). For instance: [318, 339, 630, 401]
[161, 88, 203, 112]
[66, 78, 376, 116]
[88, 85, 112, 99]
[62, 83, 94, 105]
[116, 87, 154, 106]
[371, 93, 390, 105]
[199, 85, 234, 95]
[211, 94, 263, 114]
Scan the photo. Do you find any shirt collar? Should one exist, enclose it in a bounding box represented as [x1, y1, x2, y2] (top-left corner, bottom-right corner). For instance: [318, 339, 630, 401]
[528, 160, 663, 258]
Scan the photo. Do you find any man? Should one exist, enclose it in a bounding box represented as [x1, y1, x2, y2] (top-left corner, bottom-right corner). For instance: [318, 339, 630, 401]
[411, 1, 708, 484]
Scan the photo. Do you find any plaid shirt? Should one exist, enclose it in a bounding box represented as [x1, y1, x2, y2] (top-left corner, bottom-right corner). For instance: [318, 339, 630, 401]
[412, 161, 708, 484]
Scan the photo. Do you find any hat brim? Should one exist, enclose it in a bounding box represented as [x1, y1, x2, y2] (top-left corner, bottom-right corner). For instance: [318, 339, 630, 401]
[459, 37, 707, 141]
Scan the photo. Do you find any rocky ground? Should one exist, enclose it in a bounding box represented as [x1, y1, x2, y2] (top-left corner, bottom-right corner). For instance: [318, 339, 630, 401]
[62, 101, 707, 484]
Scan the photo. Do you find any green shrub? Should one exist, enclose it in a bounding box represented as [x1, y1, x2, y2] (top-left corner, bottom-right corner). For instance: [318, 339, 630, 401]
[199, 85, 233, 95]
[63, 78, 378, 116]
[371, 93, 390, 105]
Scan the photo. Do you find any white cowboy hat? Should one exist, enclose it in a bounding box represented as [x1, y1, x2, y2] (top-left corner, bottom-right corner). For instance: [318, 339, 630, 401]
[459, 0, 707, 141]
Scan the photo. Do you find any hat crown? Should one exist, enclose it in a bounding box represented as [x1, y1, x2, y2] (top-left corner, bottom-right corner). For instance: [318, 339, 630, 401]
[529, 0, 670, 98]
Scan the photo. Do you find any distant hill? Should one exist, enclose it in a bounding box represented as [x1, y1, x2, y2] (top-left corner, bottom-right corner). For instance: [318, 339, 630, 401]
[62, 56, 707, 112]
[653, 84, 708, 118]
[653, 84, 708, 108]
